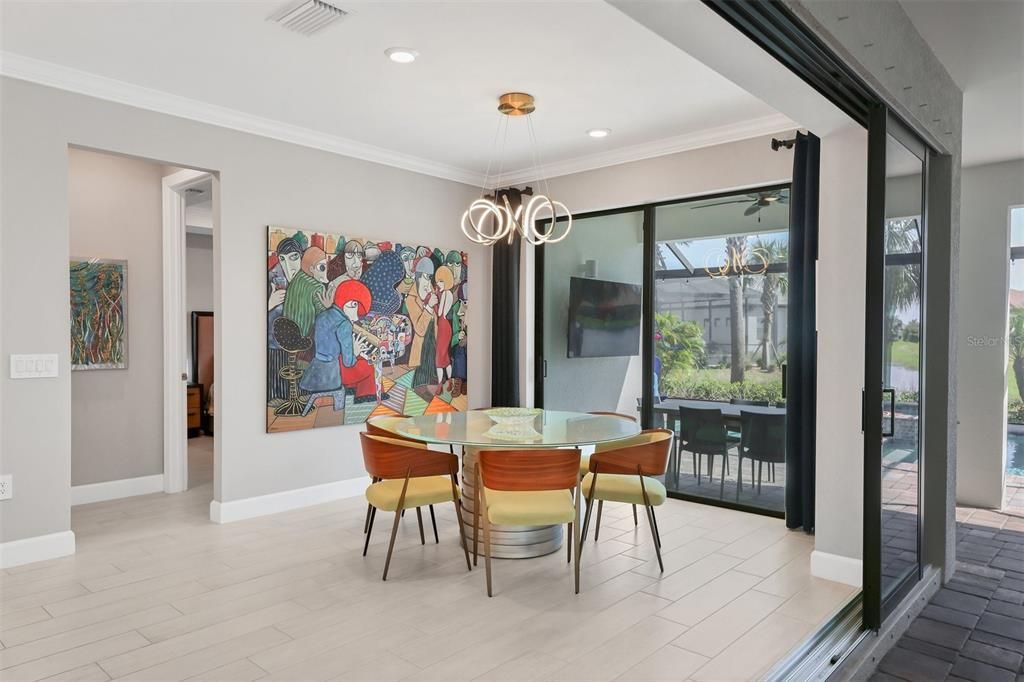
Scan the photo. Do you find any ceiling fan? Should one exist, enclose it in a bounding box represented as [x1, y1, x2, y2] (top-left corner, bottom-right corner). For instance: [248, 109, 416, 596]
[692, 190, 789, 216]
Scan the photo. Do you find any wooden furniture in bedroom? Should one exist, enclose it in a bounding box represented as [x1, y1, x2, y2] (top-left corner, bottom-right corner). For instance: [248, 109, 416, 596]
[191, 310, 214, 434]
[187, 383, 203, 438]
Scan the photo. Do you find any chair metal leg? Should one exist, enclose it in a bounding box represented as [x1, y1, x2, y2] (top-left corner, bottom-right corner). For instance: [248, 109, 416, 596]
[429, 504, 439, 544]
[580, 480, 598, 557]
[382, 508, 402, 581]
[416, 507, 426, 545]
[453, 499, 471, 571]
[696, 452, 702, 485]
[473, 485, 480, 566]
[567, 523, 573, 563]
[632, 504, 638, 526]
[708, 453, 714, 481]
[482, 501, 493, 597]
[719, 456, 726, 499]
[362, 506, 376, 556]
[650, 505, 663, 549]
[644, 505, 664, 572]
[573, 486, 582, 595]
[363, 502, 373, 534]
[594, 500, 604, 542]
[757, 461, 763, 495]
[736, 456, 743, 500]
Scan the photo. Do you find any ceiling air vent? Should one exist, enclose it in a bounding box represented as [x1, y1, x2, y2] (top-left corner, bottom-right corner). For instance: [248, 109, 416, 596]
[269, 0, 347, 36]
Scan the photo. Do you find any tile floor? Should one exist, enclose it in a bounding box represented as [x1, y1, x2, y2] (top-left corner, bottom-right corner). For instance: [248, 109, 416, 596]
[1, 473, 857, 681]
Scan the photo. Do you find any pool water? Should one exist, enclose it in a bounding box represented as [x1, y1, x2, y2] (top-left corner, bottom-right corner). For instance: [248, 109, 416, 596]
[1008, 433, 1024, 476]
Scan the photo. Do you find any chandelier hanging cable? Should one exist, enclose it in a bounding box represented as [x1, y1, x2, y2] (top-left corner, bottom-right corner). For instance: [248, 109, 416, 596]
[460, 93, 573, 246]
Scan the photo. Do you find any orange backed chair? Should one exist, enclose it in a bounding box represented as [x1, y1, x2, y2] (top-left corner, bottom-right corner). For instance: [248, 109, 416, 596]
[473, 449, 583, 597]
[359, 433, 471, 581]
[581, 429, 673, 572]
[582, 412, 641, 525]
[364, 417, 440, 542]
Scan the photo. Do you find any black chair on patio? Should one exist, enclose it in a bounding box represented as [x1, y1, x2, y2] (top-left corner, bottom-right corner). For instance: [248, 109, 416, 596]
[737, 410, 786, 498]
[678, 406, 733, 497]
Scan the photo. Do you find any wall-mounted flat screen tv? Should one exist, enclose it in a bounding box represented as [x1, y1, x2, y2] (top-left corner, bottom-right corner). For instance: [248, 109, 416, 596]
[567, 276, 642, 358]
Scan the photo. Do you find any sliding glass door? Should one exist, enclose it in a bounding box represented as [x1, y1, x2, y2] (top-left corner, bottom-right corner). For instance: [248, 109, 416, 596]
[536, 211, 645, 414]
[864, 108, 929, 627]
[653, 189, 790, 514]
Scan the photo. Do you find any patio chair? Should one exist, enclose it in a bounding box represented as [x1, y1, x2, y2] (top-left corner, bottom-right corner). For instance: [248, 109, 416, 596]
[737, 411, 786, 498]
[730, 399, 777, 480]
[679, 406, 733, 497]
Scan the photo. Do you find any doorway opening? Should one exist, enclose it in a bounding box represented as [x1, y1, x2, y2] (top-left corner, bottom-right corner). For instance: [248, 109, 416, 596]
[1006, 205, 1024, 511]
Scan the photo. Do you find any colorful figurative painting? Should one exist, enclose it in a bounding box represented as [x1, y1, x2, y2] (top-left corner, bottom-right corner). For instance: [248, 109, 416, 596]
[267, 226, 469, 432]
[69, 259, 128, 370]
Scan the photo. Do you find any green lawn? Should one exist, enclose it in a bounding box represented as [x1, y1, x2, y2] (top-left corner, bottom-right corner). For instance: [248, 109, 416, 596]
[890, 341, 920, 371]
[892, 339, 1023, 407]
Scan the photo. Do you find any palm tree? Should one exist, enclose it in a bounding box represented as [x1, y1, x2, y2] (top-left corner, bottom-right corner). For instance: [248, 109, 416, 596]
[1010, 309, 1024, 403]
[751, 239, 789, 370]
[726, 235, 747, 383]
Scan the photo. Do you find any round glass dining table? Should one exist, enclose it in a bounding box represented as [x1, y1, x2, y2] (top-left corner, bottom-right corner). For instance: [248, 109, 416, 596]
[380, 410, 641, 559]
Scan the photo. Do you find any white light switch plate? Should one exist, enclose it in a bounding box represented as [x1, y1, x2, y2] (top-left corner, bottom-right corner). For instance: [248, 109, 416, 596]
[0, 475, 11, 500]
[10, 354, 59, 379]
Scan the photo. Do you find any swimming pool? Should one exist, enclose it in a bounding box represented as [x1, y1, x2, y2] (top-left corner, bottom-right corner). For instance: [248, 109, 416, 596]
[1008, 432, 1024, 476]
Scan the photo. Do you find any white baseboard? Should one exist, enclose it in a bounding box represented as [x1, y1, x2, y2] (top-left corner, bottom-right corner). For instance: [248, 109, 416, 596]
[71, 474, 165, 506]
[0, 531, 76, 569]
[210, 476, 369, 524]
[811, 550, 863, 587]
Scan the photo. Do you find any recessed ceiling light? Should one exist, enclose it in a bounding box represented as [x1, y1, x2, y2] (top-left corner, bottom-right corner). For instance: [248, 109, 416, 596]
[587, 128, 611, 139]
[385, 47, 418, 64]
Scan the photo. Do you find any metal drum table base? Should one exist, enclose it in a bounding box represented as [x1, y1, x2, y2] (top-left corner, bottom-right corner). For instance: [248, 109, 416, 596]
[460, 448, 563, 559]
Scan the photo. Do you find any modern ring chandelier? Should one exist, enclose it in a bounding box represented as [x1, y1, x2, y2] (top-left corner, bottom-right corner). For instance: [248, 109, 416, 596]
[460, 93, 573, 246]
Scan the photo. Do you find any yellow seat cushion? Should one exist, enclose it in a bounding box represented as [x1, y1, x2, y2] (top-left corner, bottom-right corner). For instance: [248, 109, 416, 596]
[365, 476, 457, 511]
[582, 473, 666, 506]
[483, 488, 575, 525]
[579, 454, 591, 476]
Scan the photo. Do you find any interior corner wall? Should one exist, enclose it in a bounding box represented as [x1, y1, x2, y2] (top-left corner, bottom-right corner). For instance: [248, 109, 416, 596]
[68, 148, 165, 487]
[0, 76, 485, 546]
[814, 123, 868, 573]
[957, 159, 1024, 508]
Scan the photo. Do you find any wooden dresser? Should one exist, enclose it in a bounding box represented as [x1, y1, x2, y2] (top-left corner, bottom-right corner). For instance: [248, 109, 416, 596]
[187, 384, 203, 438]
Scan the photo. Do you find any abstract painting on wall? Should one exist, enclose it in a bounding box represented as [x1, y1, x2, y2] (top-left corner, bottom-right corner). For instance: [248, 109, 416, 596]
[70, 258, 128, 370]
[267, 226, 468, 432]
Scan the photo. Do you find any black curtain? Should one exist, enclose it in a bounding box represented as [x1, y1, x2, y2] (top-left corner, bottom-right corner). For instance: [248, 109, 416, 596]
[785, 132, 819, 532]
[490, 188, 525, 407]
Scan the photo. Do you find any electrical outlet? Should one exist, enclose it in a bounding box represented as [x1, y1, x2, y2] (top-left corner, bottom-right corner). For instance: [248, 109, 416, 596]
[0, 475, 11, 501]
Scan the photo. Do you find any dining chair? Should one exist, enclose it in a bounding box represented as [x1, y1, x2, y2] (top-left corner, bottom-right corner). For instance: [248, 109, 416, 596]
[580, 428, 673, 572]
[678, 406, 732, 496]
[579, 412, 642, 526]
[359, 432, 471, 581]
[364, 416, 441, 543]
[737, 411, 786, 497]
[473, 448, 582, 597]
[728, 400, 777, 481]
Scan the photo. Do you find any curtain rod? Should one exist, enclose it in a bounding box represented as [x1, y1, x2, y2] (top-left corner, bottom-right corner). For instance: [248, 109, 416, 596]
[771, 137, 797, 151]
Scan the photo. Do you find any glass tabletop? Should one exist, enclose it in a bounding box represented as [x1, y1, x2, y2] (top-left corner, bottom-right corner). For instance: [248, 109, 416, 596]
[389, 410, 641, 447]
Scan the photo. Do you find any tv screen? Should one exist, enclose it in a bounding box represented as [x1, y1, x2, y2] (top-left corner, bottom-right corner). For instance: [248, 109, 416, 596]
[567, 277, 642, 358]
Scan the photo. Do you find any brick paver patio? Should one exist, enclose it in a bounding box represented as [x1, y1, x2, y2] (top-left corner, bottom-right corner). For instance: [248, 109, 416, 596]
[871, 507, 1024, 682]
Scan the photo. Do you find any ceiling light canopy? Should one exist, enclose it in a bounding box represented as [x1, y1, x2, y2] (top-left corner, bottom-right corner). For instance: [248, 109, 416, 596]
[587, 128, 611, 138]
[385, 47, 418, 64]
[461, 93, 573, 246]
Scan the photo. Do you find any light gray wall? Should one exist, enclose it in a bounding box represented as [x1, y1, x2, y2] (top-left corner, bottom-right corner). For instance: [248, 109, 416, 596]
[0, 77, 484, 545]
[957, 159, 1024, 507]
[186, 233, 214, 315]
[68, 148, 165, 486]
[542, 211, 645, 415]
[815, 124, 868, 568]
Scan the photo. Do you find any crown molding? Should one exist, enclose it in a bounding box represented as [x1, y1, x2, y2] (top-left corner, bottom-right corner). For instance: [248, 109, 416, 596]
[0, 51, 486, 186]
[1, 51, 795, 190]
[493, 113, 797, 187]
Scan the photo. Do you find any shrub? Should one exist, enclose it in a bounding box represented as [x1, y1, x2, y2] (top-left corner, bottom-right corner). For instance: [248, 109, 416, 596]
[662, 375, 784, 404]
[1009, 401, 1024, 425]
